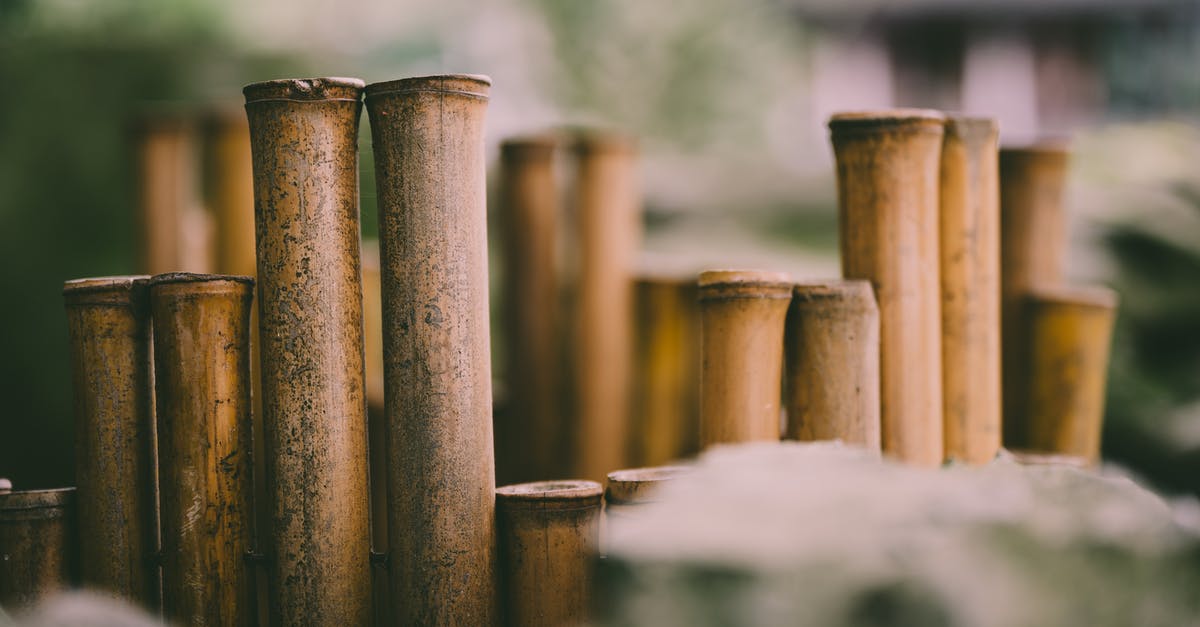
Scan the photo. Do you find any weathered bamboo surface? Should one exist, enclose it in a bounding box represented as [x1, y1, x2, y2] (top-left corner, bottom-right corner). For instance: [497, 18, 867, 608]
[830, 110, 945, 467]
[150, 273, 255, 626]
[244, 76, 372, 625]
[365, 74, 497, 625]
[497, 480, 603, 627]
[0, 487, 76, 608]
[784, 280, 880, 452]
[939, 116, 1002, 465]
[63, 275, 159, 607]
[699, 270, 792, 448]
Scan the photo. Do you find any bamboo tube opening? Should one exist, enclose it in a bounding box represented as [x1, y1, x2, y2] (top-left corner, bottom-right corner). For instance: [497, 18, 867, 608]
[497, 480, 604, 508]
[605, 465, 691, 506]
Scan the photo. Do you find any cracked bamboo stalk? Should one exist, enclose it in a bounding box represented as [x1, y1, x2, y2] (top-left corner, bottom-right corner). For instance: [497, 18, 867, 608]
[783, 280, 880, 452]
[63, 276, 159, 607]
[939, 117, 1002, 464]
[999, 143, 1070, 450]
[497, 136, 564, 484]
[150, 273, 255, 626]
[365, 74, 497, 625]
[571, 131, 641, 481]
[632, 274, 702, 465]
[699, 270, 792, 447]
[1023, 286, 1118, 465]
[829, 110, 945, 467]
[244, 77, 371, 625]
[496, 480, 603, 627]
[0, 487, 76, 608]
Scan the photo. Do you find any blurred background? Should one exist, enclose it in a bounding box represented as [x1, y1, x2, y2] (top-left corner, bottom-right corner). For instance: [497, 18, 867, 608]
[1, 0, 1198, 494]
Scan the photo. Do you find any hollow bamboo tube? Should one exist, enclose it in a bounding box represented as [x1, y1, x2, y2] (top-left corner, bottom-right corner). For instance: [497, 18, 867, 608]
[999, 143, 1071, 450]
[939, 117, 1002, 465]
[604, 466, 691, 516]
[632, 275, 702, 466]
[62, 276, 159, 606]
[783, 280, 881, 452]
[829, 110, 946, 467]
[243, 77, 371, 624]
[497, 136, 564, 484]
[496, 480, 603, 627]
[365, 74, 497, 625]
[149, 273, 255, 626]
[698, 270, 792, 448]
[0, 488, 76, 608]
[1022, 286, 1118, 465]
[571, 131, 641, 481]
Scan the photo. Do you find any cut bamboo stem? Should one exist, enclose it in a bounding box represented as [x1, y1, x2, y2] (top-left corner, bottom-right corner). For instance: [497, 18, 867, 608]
[150, 273, 255, 626]
[571, 131, 641, 481]
[1000, 143, 1071, 450]
[365, 74, 497, 625]
[604, 466, 691, 516]
[244, 77, 372, 625]
[1023, 286, 1118, 464]
[63, 276, 159, 607]
[0, 488, 76, 608]
[699, 270, 792, 448]
[829, 110, 946, 467]
[939, 116, 1002, 464]
[496, 480, 603, 627]
[497, 136, 564, 484]
[783, 280, 881, 452]
[632, 275, 702, 466]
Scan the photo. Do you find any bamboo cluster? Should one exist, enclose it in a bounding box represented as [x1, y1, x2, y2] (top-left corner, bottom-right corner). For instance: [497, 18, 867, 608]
[23, 72, 1122, 626]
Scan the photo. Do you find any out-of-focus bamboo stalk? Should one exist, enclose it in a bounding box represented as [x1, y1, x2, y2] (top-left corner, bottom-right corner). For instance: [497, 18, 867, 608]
[570, 131, 641, 482]
[63, 276, 159, 608]
[783, 280, 880, 452]
[829, 110, 945, 467]
[360, 243, 391, 626]
[150, 273, 255, 626]
[939, 116, 1002, 464]
[244, 77, 372, 625]
[496, 480, 603, 627]
[135, 114, 212, 274]
[999, 143, 1071, 450]
[699, 270, 792, 448]
[365, 74, 497, 625]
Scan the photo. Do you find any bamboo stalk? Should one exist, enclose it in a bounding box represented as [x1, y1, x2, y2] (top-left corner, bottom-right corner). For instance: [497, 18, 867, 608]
[243, 77, 372, 624]
[365, 74, 497, 625]
[0, 488, 76, 608]
[939, 116, 1002, 464]
[570, 131, 641, 481]
[698, 270, 792, 448]
[149, 273, 255, 626]
[1023, 286, 1118, 464]
[829, 110, 946, 467]
[497, 135, 564, 484]
[62, 276, 159, 607]
[632, 275, 702, 466]
[360, 244, 391, 626]
[134, 114, 212, 274]
[604, 466, 691, 516]
[783, 280, 880, 452]
[496, 480, 603, 627]
[999, 143, 1071, 450]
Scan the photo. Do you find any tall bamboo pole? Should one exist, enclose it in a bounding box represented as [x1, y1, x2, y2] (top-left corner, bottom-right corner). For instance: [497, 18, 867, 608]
[497, 136, 564, 484]
[1023, 286, 1118, 464]
[571, 131, 641, 481]
[150, 273, 255, 626]
[939, 117, 1002, 464]
[365, 74, 497, 625]
[496, 480, 603, 627]
[783, 280, 880, 452]
[829, 110, 946, 467]
[698, 270, 792, 448]
[632, 275, 701, 465]
[243, 77, 371, 624]
[0, 488, 76, 608]
[999, 143, 1071, 450]
[63, 276, 159, 607]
